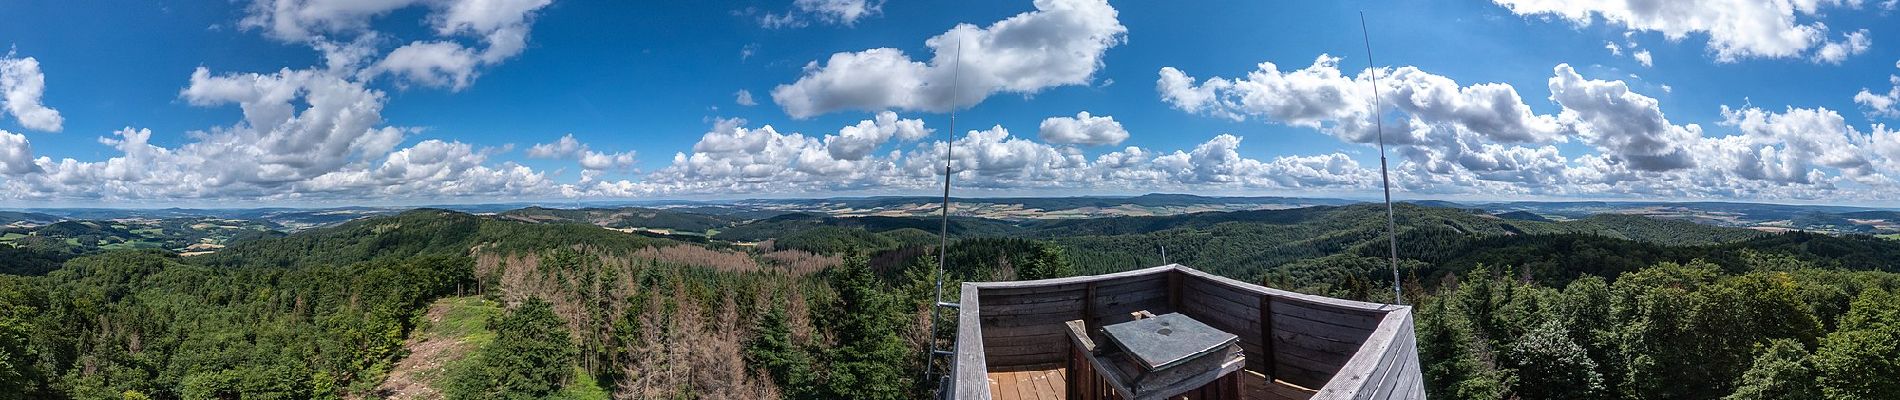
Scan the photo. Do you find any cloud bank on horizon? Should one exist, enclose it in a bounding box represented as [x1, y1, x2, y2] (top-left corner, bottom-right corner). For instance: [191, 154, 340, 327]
[0, 0, 1898, 206]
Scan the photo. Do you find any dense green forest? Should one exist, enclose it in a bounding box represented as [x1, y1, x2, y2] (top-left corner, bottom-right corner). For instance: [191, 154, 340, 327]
[1, 204, 1898, 399]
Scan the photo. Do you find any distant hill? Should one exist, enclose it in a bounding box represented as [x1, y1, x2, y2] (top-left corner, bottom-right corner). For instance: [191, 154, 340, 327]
[197, 209, 674, 269]
[496, 206, 741, 234]
[712, 213, 1019, 242]
[0, 211, 60, 225]
[1493, 210, 1552, 222]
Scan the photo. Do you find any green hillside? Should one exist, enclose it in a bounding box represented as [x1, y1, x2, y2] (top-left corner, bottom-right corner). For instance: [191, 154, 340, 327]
[496, 206, 741, 234]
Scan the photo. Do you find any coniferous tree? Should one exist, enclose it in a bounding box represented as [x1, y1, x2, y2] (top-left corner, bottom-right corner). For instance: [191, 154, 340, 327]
[747, 301, 815, 398]
[449, 297, 577, 400]
[821, 252, 913, 400]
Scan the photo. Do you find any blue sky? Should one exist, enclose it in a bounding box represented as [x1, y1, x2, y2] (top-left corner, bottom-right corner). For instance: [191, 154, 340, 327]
[1, 0, 1898, 207]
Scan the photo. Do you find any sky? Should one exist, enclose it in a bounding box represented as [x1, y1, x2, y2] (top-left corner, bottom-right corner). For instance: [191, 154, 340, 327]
[1, 0, 1899, 207]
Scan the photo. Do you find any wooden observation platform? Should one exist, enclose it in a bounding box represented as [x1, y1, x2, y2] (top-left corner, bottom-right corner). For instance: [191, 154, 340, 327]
[948, 264, 1423, 399]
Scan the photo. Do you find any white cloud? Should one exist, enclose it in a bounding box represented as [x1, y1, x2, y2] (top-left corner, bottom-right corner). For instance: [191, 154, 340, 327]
[735, 89, 757, 106]
[1814, 29, 1872, 64]
[824, 111, 930, 160]
[771, 0, 1126, 118]
[242, 0, 553, 90]
[1548, 64, 1699, 171]
[1038, 111, 1128, 146]
[761, 0, 883, 28]
[1158, 54, 1567, 145]
[1633, 50, 1653, 67]
[240, 0, 425, 41]
[1717, 105, 1880, 183]
[0, 54, 63, 132]
[526, 133, 636, 178]
[1604, 41, 1622, 56]
[598, 113, 1384, 197]
[1857, 62, 1900, 119]
[370, 41, 482, 90]
[1491, 0, 1875, 63]
[1153, 54, 1900, 202]
[526, 134, 583, 158]
[179, 67, 406, 183]
[0, 130, 36, 175]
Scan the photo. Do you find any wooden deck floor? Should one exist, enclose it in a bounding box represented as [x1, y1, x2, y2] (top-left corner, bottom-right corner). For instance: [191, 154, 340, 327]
[988, 368, 1315, 400]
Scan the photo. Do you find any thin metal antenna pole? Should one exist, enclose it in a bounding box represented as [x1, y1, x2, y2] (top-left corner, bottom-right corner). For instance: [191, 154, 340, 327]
[924, 42, 963, 391]
[1360, 11, 1402, 305]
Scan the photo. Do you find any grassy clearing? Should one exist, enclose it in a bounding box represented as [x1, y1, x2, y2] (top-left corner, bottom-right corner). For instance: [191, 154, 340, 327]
[550, 366, 610, 400]
[378, 296, 608, 399]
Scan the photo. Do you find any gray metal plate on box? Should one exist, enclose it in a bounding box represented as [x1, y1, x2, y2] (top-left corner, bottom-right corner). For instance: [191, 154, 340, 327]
[1099, 312, 1238, 371]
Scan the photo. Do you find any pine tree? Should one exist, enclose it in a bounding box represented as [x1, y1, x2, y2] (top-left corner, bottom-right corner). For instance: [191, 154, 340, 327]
[821, 252, 913, 400]
[449, 297, 577, 400]
[746, 301, 815, 398]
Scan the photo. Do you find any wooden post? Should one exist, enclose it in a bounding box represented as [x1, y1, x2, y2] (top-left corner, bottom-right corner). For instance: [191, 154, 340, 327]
[1259, 295, 1277, 380]
[1167, 270, 1183, 310]
[1084, 281, 1098, 330]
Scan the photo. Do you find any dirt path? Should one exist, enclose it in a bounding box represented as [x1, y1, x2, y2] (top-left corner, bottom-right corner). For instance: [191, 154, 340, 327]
[363, 298, 484, 399]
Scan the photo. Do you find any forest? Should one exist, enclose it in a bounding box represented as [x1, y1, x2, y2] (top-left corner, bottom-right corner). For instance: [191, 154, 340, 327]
[0, 204, 1897, 399]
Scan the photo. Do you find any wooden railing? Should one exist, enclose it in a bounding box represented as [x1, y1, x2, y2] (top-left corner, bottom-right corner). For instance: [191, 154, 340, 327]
[947, 264, 1423, 400]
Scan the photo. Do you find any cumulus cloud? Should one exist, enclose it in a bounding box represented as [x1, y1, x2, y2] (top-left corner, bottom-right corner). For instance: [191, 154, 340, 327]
[0, 130, 36, 175]
[180, 67, 406, 183]
[241, 0, 553, 90]
[760, 0, 883, 28]
[1157, 54, 1900, 202]
[0, 54, 63, 132]
[1547, 64, 1699, 171]
[615, 112, 1380, 197]
[824, 111, 930, 160]
[771, 0, 1126, 118]
[1158, 54, 1567, 145]
[1038, 111, 1128, 146]
[526, 133, 636, 181]
[1814, 29, 1872, 65]
[1633, 50, 1653, 67]
[1857, 61, 1900, 119]
[735, 89, 757, 106]
[1491, 0, 1876, 63]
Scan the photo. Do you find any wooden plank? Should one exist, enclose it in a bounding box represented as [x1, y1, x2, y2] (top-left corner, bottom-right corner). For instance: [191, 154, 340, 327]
[1272, 327, 1368, 358]
[1091, 298, 1172, 326]
[1272, 313, 1376, 345]
[982, 321, 1071, 340]
[972, 265, 1176, 291]
[1093, 285, 1169, 309]
[1092, 272, 1168, 294]
[1035, 369, 1062, 400]
[953, 283, 992, 400]
[980, 288, 1087, 306]
[1170, 266, 1400, 314]
[980, 298, 1085, 315]
[983, 310, 1087, 328]
[985, 339, 1069, 356]
[1311, 307, 1411, 400]
[988, 352, 1067, 369]
[1274, 347, 1347, 379]
[1358, 325, 1413, 400]
[1271, 298, 1386, 331]
[1274, 361, 1336, 391]
[1359, 317, 1418, 400]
